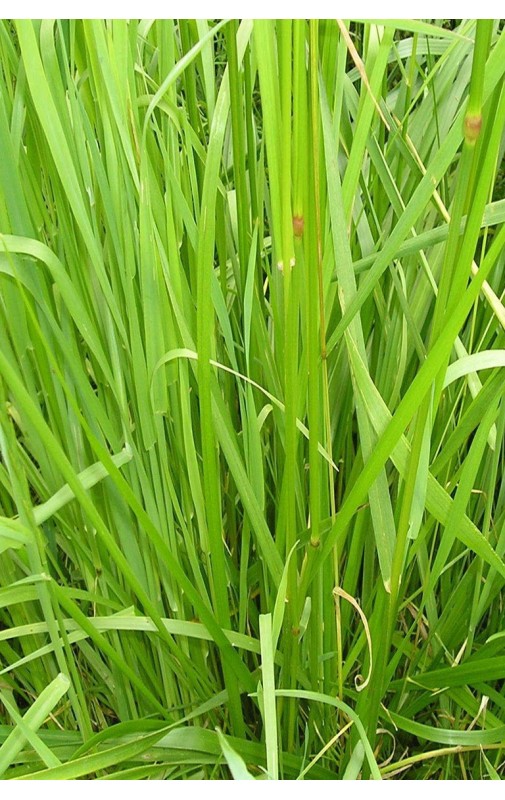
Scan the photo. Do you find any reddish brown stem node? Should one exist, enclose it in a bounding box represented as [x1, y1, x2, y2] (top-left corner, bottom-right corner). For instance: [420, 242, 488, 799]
[293, 215, 304, 238]
[464, 113, 482, 144]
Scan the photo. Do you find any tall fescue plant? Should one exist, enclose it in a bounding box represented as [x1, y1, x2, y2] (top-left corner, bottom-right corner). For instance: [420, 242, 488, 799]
[1, 18, 505, 779]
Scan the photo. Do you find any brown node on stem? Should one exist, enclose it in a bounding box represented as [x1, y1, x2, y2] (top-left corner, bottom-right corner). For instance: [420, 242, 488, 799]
[293, 215, 304, 238]
[464, 113, 482, 144]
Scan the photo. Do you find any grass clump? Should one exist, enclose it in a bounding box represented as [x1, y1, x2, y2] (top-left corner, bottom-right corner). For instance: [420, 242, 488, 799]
[1, 18, 505, 779]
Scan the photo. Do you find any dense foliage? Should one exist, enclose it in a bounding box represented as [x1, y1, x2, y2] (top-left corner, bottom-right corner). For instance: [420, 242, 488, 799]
[1, 19, 505, 779]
